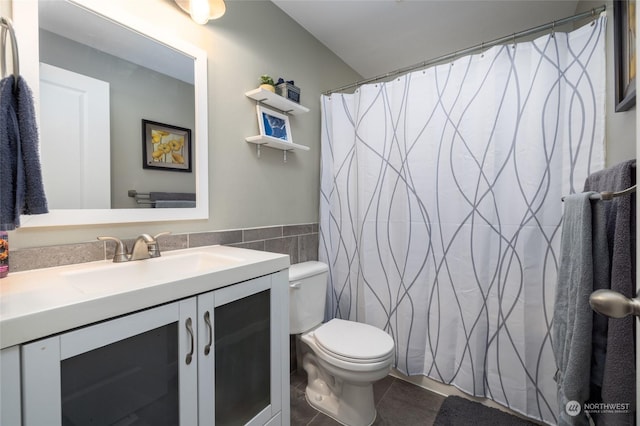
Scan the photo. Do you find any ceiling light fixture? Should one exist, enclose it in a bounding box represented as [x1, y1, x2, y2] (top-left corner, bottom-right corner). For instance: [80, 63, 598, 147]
[175, 0, 226, 24]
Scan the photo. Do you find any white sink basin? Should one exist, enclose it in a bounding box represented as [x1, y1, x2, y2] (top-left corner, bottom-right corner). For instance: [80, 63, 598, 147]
[62, 251, 245, 294]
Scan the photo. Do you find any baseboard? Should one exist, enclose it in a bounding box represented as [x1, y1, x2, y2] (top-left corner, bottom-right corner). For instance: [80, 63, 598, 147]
[389, 369, 543, 425]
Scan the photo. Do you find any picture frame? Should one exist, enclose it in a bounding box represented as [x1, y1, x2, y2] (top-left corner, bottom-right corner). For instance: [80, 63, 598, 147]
[256, 105, 293, 143]
[142, 119, 192, 172]
[614, 0, 636, 112]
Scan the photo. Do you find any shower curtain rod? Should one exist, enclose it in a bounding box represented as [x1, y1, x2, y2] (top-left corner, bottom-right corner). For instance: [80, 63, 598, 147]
[324, 5, 606, 95]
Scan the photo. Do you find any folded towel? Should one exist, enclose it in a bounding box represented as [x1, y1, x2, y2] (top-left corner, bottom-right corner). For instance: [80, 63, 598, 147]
[154, 200, 196, 208]
[0, 76, 48, 230]
[149, 192, 195, 201]
[552, 192, 597, 426]
[583, 159, 636, 426]
[589, 200, 609, 391]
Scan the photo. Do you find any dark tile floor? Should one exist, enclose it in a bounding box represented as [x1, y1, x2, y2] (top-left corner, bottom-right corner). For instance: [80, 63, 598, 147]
[290, 370, 446, 426]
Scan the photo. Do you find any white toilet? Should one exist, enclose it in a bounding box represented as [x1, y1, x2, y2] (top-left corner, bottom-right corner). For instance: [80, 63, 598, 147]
[289, 261, 395, 426]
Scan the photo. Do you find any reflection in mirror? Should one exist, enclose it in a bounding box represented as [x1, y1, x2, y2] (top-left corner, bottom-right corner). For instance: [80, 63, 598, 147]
[39, 0, 196, 209]
[15, 0, 208, 227]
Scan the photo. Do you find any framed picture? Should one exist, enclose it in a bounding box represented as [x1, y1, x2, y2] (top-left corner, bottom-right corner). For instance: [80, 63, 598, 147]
[142, 119, 192, 172]
[256, 105, 292, 143]
[614, 0, 636, 112]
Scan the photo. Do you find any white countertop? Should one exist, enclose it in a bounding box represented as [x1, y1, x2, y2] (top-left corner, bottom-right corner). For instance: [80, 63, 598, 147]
[0, 245, 289, 349]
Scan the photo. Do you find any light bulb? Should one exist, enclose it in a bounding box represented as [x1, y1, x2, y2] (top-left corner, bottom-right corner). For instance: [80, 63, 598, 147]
[176, 0, 226, 24]
[208, 0, 226, 20]
[190, 0, 211, 25]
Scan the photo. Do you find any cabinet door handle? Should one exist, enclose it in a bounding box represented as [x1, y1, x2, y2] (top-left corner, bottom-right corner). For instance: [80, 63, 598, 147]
[204, 311, 213, 355]
[185, 317, 194, 365]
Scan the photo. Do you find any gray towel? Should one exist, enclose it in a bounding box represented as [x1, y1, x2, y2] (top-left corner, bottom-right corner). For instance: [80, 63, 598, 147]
[149, 192, 195, 201]
[154, 200, 196, 208]
[583, 159, 636, 426]
[0, 76, 48, 230]
[589, 200, 609, 391]
[553, 192, 597, 426]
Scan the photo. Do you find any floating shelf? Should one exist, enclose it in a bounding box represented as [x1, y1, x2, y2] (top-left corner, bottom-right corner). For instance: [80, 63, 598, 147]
[245, 88, 309, 115]
[245, 135, 310, 151]
[245, 135, 309, 162]
[245, 87, 310, 162]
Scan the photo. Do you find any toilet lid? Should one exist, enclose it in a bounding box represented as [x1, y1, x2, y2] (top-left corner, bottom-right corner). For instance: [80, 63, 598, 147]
[313, 319, 394, 361]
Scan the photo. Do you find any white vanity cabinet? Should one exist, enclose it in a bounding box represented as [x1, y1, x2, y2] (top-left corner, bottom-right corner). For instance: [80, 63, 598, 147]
[20, 271, 289, 426]
[22, 298, 198, 425]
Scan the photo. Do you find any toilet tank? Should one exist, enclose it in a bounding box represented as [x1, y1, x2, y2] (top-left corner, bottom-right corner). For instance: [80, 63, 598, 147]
[289, 261, 329, 334]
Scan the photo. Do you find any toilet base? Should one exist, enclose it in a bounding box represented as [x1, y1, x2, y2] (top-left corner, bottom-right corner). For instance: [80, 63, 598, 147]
[305, 388, 376, 426]
[303, 355, 377, 426]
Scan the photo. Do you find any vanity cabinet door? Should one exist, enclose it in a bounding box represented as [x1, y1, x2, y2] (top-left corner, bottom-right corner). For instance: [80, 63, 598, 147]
[197, 272, 288, 426]
[1, 346, 21, 425]
[22, 298, 198, 426]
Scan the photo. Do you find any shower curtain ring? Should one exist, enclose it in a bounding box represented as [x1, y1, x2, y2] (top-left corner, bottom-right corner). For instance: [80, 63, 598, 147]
[512, 33, 516, 49]
[481, 42, 485, 57]
[551, 21, 555, 38]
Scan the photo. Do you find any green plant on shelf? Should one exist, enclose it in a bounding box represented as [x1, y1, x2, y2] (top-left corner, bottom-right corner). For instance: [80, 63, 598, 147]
[259, 75, 275, 93]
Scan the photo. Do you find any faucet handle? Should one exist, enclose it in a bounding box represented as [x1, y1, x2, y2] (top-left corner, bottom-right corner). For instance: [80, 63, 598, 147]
[98, 236, 129, 263]
[148, 231, 171, 258]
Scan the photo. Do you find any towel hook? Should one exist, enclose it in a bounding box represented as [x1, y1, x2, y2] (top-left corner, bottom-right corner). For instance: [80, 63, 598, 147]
[0, 16, 20, 91]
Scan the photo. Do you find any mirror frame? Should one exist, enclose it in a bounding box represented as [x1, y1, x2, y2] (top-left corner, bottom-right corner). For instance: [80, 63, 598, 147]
[13, 0, 209, 227]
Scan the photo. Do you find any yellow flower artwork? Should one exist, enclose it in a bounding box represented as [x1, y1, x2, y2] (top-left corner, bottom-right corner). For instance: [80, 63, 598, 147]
[143, 120, 191, 172]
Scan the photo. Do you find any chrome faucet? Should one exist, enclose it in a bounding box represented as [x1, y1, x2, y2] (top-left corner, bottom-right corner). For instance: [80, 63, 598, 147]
[98, 232, 171, 262]
[129, 234, 156, 261]
[97, 236, 129, 263]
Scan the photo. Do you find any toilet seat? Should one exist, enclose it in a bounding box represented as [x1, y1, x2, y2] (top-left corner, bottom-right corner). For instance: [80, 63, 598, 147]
[312, 319, 394, 364]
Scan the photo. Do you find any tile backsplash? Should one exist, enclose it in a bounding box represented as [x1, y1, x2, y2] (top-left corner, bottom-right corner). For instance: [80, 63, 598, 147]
[10, 223, 319, 273]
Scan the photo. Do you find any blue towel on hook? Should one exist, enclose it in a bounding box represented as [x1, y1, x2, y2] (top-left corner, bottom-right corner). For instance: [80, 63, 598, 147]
[0, 75, 48, 230]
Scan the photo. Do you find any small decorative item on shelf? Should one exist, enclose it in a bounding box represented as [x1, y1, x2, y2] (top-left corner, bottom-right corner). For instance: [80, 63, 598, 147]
[275, 78, 301, 103]
[259, 75, 276, 93]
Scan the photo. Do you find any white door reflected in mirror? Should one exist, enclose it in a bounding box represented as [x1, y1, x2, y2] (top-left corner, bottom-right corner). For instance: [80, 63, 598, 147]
[40, 63, 111, 209]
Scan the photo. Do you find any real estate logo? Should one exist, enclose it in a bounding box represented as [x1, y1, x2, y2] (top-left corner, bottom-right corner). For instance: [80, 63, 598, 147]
[583, 402, 631, 414]
[566, 400, 581, 417]
[565, 400, 631, 417]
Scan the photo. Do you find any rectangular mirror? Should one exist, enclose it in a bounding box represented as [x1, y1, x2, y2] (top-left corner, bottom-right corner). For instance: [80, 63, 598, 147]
[14, 0, 209, 227]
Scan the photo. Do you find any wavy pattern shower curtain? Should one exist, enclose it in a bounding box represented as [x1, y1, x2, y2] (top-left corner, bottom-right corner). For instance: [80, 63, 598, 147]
[319, 17, 605, 423]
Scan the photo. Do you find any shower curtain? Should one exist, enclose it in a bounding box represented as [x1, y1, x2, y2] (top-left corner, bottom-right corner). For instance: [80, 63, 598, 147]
[319, 17, 605, 424]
